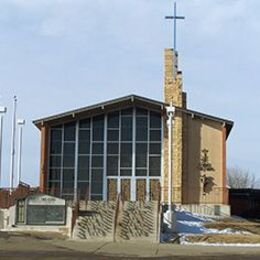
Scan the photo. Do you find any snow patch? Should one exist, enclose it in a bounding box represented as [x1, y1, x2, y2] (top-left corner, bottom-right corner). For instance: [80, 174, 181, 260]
[173, 209, 255, 245]
[181, 240, 260, 247]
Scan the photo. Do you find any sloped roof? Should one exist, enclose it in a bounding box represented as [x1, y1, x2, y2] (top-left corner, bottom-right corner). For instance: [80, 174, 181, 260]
[33, 94, 233, 137]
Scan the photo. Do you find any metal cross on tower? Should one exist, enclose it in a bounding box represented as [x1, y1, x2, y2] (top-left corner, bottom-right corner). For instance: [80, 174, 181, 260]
[165, 2, 185, 50]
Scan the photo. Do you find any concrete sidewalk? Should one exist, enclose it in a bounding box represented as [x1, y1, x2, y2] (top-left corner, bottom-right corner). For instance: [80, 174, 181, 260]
[50, 240, 260, 258]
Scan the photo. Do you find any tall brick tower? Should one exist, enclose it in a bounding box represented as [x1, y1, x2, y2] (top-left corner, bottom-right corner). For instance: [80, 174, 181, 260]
[163, 48, 184, 204]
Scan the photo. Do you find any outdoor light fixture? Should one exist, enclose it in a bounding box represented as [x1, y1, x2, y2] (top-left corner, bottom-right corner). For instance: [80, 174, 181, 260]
[0, 106, 7, 187]
[17, 119, 25, 185]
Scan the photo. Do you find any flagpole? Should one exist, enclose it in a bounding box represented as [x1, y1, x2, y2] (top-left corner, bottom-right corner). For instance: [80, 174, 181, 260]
[9, 96, 17, 192]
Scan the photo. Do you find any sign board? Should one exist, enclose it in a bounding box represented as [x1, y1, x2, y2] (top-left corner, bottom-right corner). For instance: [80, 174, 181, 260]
[19, 194, 66, 225]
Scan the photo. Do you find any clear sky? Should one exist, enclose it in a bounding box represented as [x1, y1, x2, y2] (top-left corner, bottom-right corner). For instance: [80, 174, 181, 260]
[0, 0, 259, 187]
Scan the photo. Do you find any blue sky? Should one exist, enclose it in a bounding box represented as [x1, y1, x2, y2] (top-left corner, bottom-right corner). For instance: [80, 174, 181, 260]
[0, 0, 259, 187]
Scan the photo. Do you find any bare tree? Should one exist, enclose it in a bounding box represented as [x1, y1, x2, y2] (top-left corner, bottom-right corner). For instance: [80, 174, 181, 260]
[227, 167, 257, 189]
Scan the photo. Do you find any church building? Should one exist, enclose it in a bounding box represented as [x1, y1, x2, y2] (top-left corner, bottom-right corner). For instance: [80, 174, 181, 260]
[33, 48, 233, 214]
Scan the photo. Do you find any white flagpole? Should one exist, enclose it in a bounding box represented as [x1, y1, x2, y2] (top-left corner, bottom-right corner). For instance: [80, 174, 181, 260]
[9, 96, 17, 192]
[17, 119, 25, 185]
[0, 106, 7, 187]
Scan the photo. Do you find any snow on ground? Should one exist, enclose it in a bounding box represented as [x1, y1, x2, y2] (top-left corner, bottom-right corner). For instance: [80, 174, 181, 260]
[175, 209, 249, 235]
[180, 240, 260, 247]
[174, 209, 254, 246]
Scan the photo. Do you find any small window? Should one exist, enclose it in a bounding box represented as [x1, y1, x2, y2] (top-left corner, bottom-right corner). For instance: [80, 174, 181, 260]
[78, 155, 89, 169]
[136, 117, 148, 141]
[120, 155, 132, 168]
[63, 169, 74, 182]
[91, 182, 103, 194]
[79, 130, 90, 141]
[121, 108, 133, 116]
[92, 155, 103, 168]
[150, 130, 161, 142]
[92, 115, 104, 128]
[136, 169, 147, 177]
[92, 116, 104, 141]
[121, 143, 132, 154]
[107, 143, 119, 155]
[78, 168, 89, 181]
[91, 169, 103, 182]
[50, 155, 61, 168]
[108, 112, 119, 128]
[50, 141, 62, 154]
[49, 169, 61, 181]
[63, 181, 74, 191]
[121, 117, 133, 141]
[93, 128, 104, 141]
[108, 130, 119, 141]
[63, 155, 75, 168]
[63, 143, 75, 155]
[149, 143, 161, 155]
[107, 156, 118, 175]
[120, 169, 132, 176]
[92, 143, 104, 155]
[51, 129, 62, 142]
[136, 143, 147, 168]
[149, 156, 161, 176]
[150, 112, 161, 129]
[79, 118, 90, 129]
[64, 122, 76, 141]
[78, 141, 90, 155]
[136, 107, 148, 116]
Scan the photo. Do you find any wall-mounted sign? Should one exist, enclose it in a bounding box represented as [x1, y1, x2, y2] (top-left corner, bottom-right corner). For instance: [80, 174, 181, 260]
[16, 194, 66, 226]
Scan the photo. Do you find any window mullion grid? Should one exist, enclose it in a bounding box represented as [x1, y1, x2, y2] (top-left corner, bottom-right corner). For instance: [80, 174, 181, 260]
[47, 127, 51, 194]
[103, 114, 108, 201]
[146, 112, 150, 201]
[131, 106, 136, 201]
[89, 118, 93, 200]
[74, 120, 79, 202]
[118, 111, 121, 194]
[60, 124, 64, 198]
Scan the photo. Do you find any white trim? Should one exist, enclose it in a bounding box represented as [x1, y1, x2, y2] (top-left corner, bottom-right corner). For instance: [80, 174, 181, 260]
[161, 115, 165, 203]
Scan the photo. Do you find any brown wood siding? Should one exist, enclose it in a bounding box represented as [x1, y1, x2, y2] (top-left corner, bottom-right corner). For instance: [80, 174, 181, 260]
[40, 125, 49, 193]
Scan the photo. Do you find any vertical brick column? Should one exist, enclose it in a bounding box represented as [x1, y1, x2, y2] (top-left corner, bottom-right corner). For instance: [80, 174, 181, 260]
[39, 125, 49, 193]
[163, 49, 184, 204]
